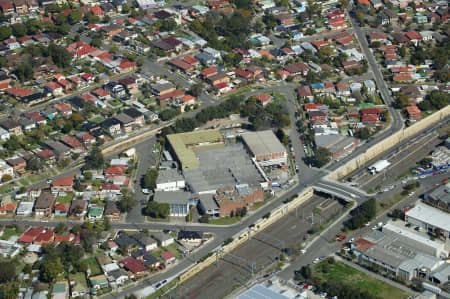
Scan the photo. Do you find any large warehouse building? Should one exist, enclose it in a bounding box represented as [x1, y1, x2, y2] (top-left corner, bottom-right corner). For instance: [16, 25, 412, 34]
[167, 129, 224, 170]
[241, 130, 287, 166]
[405, 202, 450, 239]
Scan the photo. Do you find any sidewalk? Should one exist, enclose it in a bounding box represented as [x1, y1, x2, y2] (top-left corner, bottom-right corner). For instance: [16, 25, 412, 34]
[335, 255, 418, 296]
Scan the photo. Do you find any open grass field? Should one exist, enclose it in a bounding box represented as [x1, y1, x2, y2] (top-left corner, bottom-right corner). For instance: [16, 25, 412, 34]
[315, 260, 410, 299]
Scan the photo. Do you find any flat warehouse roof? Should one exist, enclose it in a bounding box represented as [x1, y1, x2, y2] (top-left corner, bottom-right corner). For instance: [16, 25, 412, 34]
[241, 130, 286, 157]
[406, 202, 450, 232]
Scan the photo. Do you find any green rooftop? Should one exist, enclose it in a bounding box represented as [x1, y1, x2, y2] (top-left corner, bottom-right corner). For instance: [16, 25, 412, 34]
[359, 103, 376, 109]
[167, 129, 224, 169]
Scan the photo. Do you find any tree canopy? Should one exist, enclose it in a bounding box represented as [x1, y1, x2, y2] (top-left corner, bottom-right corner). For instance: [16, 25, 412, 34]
[144, 201, 170, 218]
[85, 147, 104, 170]
[313, 147, 331, 167]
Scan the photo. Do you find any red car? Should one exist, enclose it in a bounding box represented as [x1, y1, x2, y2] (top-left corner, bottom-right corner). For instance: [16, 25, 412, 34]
[443, 178, 449, 183]
[433, 172, 440, 176]
[336, 235, 346, 241]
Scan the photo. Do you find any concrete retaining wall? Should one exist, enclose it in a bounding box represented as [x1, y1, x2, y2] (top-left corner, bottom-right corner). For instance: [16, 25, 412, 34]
[328, 105, 450, 180]
[178, 187, 314, 283]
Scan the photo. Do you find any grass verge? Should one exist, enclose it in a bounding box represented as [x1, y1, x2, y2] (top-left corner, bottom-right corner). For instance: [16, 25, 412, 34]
[315, 260, 410, 299]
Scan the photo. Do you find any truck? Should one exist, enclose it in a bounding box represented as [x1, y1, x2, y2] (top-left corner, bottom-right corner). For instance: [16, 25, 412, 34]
[368, 160, 391, 175]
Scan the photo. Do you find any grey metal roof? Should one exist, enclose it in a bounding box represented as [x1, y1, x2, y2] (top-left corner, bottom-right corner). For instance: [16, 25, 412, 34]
[241, 130, 286, 157]
[153, 191, 190, 205]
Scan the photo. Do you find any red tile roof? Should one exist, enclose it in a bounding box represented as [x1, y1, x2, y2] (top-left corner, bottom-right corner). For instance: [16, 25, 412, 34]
[52, 176, 74, 186]
[353, 238, 375, 252]
[44, 81, 62, 91]
[304, 103, 324, 110]
[60, 136, 83, 148]
[0, 203, 16, 213]
[119, 61, 137, 70]
[91, 5, 103, 15]
[120, 257, 147, 273]
[182, 55, 199, 64]
[234, 68, 252, 79]
[37, 149, 55, 159]
[104, 165, 127, 176]
[19, 227, 45, 243]
[405, 105, 421, 115]
[34, 229, 54, 244]
[405, 31, 421, 41]
[161, 251, 176, 260]
[254, 93, 271, 103]
[92, 88, 110, 97]
[360, 108, 382, 115]
[55, 203, 69, 212]
[5, 86, 33, 98]
[54, 103, 72, 112]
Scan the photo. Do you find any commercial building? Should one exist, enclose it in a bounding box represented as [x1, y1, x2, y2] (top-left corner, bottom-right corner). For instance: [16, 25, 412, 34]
[167, 129, 224, 170]
[214, 184, 264, 217]
[424, 183, 450, 211]
[315, 134, 359, 160]
[405, 202, 450, 239]
[352, 221, 448, 281]
[153, 191, 191, 217]
[156, 169, 185, 191]
[183, 143, 264, 194]
[241, 130, 287, 166]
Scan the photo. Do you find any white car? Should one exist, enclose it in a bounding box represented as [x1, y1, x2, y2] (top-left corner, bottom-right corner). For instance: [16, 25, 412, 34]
[349, 238, 355, 243]
[313, 258, 319, 264]
[142, 188, 150, 194]
[300, 249, 306, 254]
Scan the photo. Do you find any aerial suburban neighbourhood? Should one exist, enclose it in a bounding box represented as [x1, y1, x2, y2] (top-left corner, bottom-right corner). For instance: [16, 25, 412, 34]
[0, 0, 448, 297]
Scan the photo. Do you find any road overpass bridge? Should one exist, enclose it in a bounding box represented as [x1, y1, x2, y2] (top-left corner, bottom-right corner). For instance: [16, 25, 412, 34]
[312, 181, 367, 203]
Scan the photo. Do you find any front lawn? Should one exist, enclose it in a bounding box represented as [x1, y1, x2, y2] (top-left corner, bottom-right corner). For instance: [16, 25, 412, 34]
[208, 216, 241, 225]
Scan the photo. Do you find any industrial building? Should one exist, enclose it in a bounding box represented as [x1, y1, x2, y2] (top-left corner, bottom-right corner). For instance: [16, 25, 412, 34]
[315, 134, 359, 160]
[166, 129, 224, 170]
[152, 191, 191, 217]
[405, 202, 450, 239]
[352, 221, 449, 282]
[241, 130, 287, 167]
[183, 143, 265, 194]
[155, 169, 185, 192]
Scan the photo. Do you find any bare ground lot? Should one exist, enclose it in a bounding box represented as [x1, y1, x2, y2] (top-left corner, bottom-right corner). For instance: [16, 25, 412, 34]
[165, 195, 344, 299]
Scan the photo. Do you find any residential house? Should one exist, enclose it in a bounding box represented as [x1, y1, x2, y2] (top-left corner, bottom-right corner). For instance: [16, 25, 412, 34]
[34, 193, 56, 217]
[54, 103, 73, 118]
[33, 229, 54, 245]
[405, 105, 422, 121]
[6, 157, 26, 173]
[51, 176, 74, 193]
[45, 141, 71, 161]
[119, 257, 147, 278]
[132, 232, 157, 251]
[0, 119, 23, 136]
[44, 81, 63, 96]
[178, 230, 204, 243]
[152, 232, 175, 247]
[114, 113, 134, 134]
[123, 108, 145, 126]
[104, 200, 120, 219]
[54, 203, 69, 216]
[89, 274, 109, 290]
[70, 200, 88, 217]
[101, 118, 122, 136]
[161, 251, 176, 264]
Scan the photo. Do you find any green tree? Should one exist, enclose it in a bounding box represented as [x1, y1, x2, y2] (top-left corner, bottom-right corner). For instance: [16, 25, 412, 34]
[313, 147, 331, 167]
[85, 147, 104, 170]
[55, 223, 67, 234]
[13, 63, 33, 82]
[68, 10, 82, 25]
[300, 265, 312, 279]
[12, 23, 27, 37]
[25, 18, 42, 35]
[143, 169, 159, 190]
[190, 83, 204, 97]
[0, 26, 11, 40]
[144, 201, 170, 218]
[40, 257, 64, 282]
[0, 261, 16, 283]
[90, 38, 102, 48]
[118, 190, 138, 212]
[199, 215, 210, 223]
[355, 127, 371, 140]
